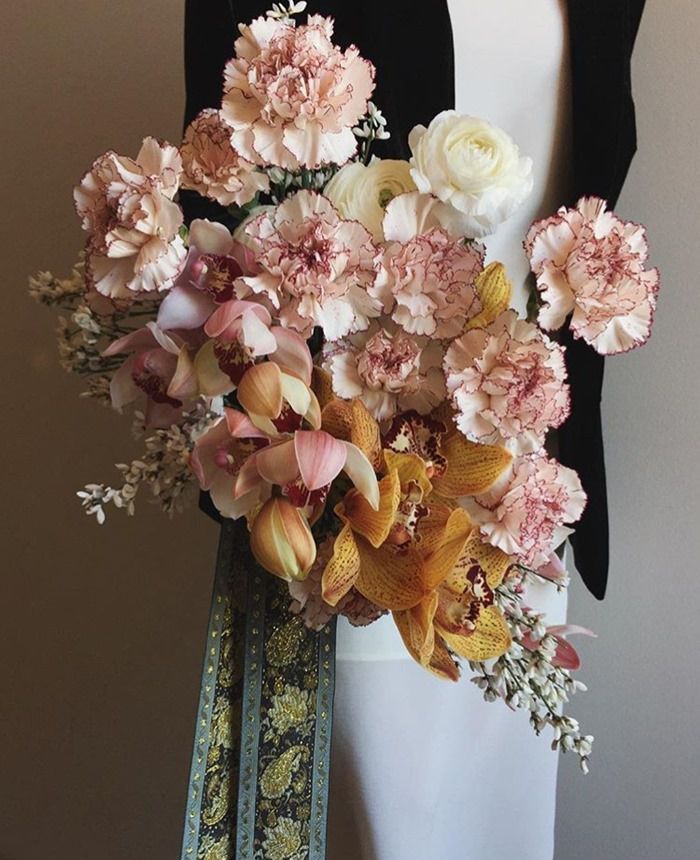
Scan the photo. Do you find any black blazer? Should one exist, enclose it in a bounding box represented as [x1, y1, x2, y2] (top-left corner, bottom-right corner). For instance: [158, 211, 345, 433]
[184, 0, 647, 599]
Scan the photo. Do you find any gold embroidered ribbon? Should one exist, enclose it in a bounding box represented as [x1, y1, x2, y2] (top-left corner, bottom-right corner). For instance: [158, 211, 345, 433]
[181, 519, 336, 860]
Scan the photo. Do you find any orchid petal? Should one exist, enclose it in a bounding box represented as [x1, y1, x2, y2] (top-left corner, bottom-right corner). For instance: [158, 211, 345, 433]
[321, 524, 361, 606]
[342, 471, 401, 548]
[224, 408, 269, 440]
[109, 356, 140, 410]
[438, 606, 511, 661]
[190, 219, 234, 255]
[103, 327, 157, 357]
[341, 442, 380, 511]
[240, 309, 277, 356]
[355, 538, 426, 611]
[167, 349, 198, 400]
[194, 341, 236, 397]
[237, 362, 283, 418]
[270, 327, 314, 385]
[294, 430, 346, 492]
[466, 262, 513, 330]
[157, 285, 215, 331]
[422, 507, 473, 591]
[254, 439, 300, 487]
[432, 433, 513, 498]
[280, 372, 312, 418]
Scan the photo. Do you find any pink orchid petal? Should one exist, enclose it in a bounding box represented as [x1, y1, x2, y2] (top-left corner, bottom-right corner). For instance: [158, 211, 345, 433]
[189, 219, 234, 255]
[270, 327, 314, 385]
[145, 321, 181, 354]
[294, 430, 346, 492]
[194, 341, 236, 397]
[551, 638, 583, 671]
[103, 327, 157, 357]
[548, 625, 597, 640]
[341, 441, 380, 510]
[167, 349, 198, 400]
[224, 408, 270, 440]
[234, 454, 268, 500]
[109, 356, 140, 410]
[190, 418, 233, 489]
[157, 285, 215, 331]
[254, 439, 300, 487]
[240, 308, 278, 356]
[537, 552, 569, 585]
[205, 300, 271, 339]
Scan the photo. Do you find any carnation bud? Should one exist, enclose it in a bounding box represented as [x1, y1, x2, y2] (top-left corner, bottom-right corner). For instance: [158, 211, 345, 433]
[250, 497, 317, 582]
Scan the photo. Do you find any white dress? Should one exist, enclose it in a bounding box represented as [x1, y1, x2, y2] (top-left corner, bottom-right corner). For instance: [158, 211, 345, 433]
[328, 2, 572, 857]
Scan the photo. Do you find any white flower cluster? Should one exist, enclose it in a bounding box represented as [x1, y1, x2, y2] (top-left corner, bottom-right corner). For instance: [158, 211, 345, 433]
[354, 102, 391, 163]
[28, 258, 86, 308]
[470, 573, 593, 773]
[77, 406, 218, 523]
[267, 1, 307, 23]
[267, 164, 339, 202]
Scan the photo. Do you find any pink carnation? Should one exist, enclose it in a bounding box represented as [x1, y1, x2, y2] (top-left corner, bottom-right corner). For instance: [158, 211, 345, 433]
[235, 191, 381, 340]
[74, 137, 186, 300]
[444, 310, 570, 452]
[222, 14, 375, 170]
[324, 325, 446, 422]
[180, 109, 270, 207]
[464, 451, 587, 568]
[526, 197, 659, 355]
[373, 228, 483, 338]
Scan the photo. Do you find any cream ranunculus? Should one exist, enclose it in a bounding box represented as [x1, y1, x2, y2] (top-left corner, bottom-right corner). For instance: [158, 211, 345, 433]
[409, 111, 534, 239]
[324, 159, 417, 240]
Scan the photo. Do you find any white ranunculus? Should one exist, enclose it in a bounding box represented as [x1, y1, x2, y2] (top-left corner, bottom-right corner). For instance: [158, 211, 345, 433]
[408, 111, 534, 239]
[324, 158, 416, 240]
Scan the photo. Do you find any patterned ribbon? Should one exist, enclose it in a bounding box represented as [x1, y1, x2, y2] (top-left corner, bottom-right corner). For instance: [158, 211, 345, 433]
[181, 519, 337, 860]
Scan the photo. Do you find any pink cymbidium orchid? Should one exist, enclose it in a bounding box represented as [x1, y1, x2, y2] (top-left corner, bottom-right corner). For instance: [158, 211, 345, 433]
[191, 359, 380, 523]
[156, 219, 249, 332]
[193, 299, 313, 396]
[104, 321, 197, 427]
[522, 624, 597, 671]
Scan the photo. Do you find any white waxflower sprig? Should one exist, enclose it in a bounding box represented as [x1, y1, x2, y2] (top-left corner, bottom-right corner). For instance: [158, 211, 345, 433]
[354, 102, 391, 164]
[267, 1, 307, 23]
[470, 572, 594, 773]
[78, 405, 218, 523]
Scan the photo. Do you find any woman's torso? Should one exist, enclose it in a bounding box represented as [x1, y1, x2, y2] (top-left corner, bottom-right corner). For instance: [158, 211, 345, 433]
[336, 0, 573, 660]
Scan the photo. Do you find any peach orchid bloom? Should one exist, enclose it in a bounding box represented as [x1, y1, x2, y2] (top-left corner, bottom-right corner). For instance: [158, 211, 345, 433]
[191, 360, 380, 527]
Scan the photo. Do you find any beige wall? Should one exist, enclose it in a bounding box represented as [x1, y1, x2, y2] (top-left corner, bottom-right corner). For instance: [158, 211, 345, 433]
[2, 3, 699, 859]
[3, 4, 217, 858]
[556, 2, 700, 858]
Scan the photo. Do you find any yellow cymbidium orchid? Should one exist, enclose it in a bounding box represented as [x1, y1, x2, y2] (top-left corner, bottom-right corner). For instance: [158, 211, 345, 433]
[394, 524, 514, 681]
[321, 449, 434, 610]
[465, 261, 513, 331]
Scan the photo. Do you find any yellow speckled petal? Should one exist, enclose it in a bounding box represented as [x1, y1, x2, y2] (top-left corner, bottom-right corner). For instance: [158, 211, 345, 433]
[393, 592, 438, 666]
[383, 449, 433, 499]
[355, 538, 426, 611]
[456, 532, 515, 590]
[321, 524, 361, 607]
[438, 606, 511, 661]
[322, 398, 382, 468]
[422, 507, 474, 590]
[467, 262, 513, 330]
[427, 638, 461, 682]
[343, 471, 401, 548]
[432, 433, 513, 498]
[311, 366, 335, 409]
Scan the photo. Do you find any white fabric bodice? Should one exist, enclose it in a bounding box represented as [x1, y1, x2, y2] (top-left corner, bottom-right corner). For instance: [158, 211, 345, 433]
[336, 0, 572, 660]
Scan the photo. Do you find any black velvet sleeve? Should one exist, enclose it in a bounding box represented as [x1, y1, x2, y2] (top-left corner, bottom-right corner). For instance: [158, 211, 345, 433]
[560, 0, 647, 598]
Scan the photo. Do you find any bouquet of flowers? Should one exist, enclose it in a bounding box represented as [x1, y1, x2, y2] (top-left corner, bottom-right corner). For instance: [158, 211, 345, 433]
[30, 1, 659, 775]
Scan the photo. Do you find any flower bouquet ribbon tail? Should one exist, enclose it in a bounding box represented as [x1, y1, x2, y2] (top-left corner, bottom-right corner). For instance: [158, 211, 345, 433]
[181, 519, 336, 860]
